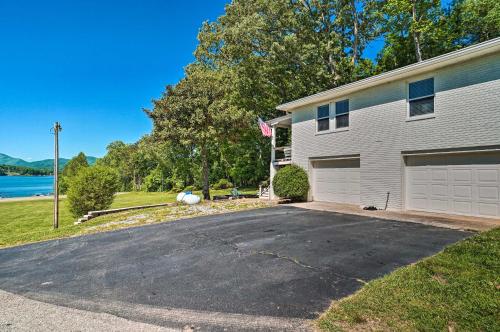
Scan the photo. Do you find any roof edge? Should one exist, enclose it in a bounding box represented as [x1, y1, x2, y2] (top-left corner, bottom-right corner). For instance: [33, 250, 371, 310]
[277, 37, 500, 111]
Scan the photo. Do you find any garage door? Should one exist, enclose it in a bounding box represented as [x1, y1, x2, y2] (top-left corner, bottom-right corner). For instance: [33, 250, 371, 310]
[406, 152, 500, 218]
[312, 159, 360, 204]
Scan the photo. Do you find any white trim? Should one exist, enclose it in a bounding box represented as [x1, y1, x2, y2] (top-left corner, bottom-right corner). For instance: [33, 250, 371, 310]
[315, 103, 331, 134]
[406, 114, 435, 122]
[401, 148, 500, 157]
[333, 127, 350, 133]
[309, 155, 360, 162]
[266, 114, 291, 126]
[333, 98, 350, 130]
[314, 99, 351, 135]
[406, 76, 435, 119]
[276, 37, 500, 112]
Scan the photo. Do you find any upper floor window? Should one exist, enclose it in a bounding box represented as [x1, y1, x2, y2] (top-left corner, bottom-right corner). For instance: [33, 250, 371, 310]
[317, 104, 330, 132]
[335, 99, 349, 129]
[409, 78, 434, 117]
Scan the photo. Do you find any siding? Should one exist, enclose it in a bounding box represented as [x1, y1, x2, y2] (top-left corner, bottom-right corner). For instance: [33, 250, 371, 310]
[291, 53, 500, 210]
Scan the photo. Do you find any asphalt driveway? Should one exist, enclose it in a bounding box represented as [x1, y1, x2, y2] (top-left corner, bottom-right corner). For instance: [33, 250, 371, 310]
[0, 206, 471, 331]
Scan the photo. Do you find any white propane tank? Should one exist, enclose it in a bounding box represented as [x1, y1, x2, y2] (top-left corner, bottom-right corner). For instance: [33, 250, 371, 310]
[176, 192, 186, 202]
[183, 194, 201, 205]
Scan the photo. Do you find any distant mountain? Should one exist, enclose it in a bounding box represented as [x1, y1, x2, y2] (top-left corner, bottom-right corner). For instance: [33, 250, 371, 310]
[0, 153, 97, 170]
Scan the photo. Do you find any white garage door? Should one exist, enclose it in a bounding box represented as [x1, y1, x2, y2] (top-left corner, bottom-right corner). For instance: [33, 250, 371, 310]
[312, 159, 360, 204]
[406, 152, 500, 218]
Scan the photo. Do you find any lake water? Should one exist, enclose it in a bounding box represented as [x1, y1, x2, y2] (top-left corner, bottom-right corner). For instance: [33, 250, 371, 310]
[0, 176, 54, 198]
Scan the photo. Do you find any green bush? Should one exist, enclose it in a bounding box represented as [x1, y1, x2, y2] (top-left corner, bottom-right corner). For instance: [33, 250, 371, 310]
[143, 168, 171, 192]
[212, 178, 233, 190]
[272, 165, 309, 201]
[59, 152, 90, 194]
[170, 181, 184, 193]
[67, 166, 120, 218]
[183, 185, 195, 192]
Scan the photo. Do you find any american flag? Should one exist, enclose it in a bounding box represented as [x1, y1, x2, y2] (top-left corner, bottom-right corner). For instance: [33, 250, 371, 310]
[258, 117, 272, 137]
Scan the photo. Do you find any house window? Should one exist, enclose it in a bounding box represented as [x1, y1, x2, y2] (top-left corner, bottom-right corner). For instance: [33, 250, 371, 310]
[335, 99, 349, 129]
[409, 78, 434, 117]
[317, 104, 330, 132]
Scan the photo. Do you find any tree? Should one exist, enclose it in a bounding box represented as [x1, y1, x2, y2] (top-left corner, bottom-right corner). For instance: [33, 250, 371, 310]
[67, 166, 119, 218]
[446, 0, 500, 46]
[378, 0, 444, 70]
[195, 0, 381, 119]
[97, 140, 156, 191]
[59, 152, 89, 194]
[146, 64, 251, 199]
[335, 0, 384, 66]
[62, 152, 89, 177]
[192, 0, 382, 187]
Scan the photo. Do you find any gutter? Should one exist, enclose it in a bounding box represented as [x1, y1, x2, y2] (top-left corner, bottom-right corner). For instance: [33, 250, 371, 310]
[277, 37, 500, 112]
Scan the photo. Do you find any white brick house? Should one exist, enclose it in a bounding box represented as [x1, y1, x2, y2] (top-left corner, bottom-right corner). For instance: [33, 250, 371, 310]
[268, 38, 500, 218]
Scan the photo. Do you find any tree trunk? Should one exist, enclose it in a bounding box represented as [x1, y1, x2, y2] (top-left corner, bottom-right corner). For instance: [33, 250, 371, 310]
[411, 0, 423, 62]
[201, 145, 210, 200]
[351, 0, 359, 65]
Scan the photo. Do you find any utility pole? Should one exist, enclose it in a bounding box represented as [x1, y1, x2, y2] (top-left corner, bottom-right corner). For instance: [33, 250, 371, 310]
[53, 122, 62, 229]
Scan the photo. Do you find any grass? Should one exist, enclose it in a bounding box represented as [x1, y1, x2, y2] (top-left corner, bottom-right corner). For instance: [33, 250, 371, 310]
[317, 227, 500, 332]
[0, 188, 261, 248]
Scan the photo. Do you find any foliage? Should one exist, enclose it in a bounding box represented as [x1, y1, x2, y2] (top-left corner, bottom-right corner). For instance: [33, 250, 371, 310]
[67, 166, 120, 218]
[0, 164, 52, 176]
[377, 0, 445, 70]
[96, 137, 169, 192]
[446, 0, 500, 46]
[143, 167, 171, 192]
[146, 64, 252, 200]
[377, 0, 500, 72]
[62, 152, 89, 177]
[183, 185, 195, 192]
[317, 228, 500, 331]
[0, 153, 96, 170]
[272, 165, 309, 201]
[212, 178, 233, 190]
[94, 0, 499, 195]
[60, 152, 89, 193]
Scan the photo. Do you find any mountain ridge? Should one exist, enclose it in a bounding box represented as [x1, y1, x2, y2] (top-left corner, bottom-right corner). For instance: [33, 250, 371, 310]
[0, 153, 97, 170]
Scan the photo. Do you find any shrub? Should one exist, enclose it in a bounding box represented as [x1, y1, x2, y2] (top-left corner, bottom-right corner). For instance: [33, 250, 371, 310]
[67, 166, 120, 218]
[183, 185, 195, 192]
[212, 178, 233, 190]
[170, 181, 184, 193]
[272, 165, 309, 201]
[59, 152, 90, 194]
[143, 168, 171, 192]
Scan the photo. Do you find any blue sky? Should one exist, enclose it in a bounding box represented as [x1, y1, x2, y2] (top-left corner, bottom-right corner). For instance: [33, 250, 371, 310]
[0, 0, 228, 160]
[0, 0, 453, 161]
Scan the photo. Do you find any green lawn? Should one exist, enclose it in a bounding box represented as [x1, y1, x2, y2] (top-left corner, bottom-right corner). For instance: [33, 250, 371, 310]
[317, 227, 500, 331]
[0, 188, 259, 248]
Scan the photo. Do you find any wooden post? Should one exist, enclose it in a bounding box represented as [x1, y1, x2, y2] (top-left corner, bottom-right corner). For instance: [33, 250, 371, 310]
[53, 122, 62, 229]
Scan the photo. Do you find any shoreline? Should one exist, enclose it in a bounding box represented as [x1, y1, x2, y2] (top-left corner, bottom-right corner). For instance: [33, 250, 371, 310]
[0, 192, 127, 203]
[0, 174, 53, 177]
[0, 195, 60, 203]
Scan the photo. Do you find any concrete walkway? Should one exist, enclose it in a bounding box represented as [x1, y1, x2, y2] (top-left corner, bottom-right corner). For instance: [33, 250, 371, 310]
[0, 289, 176, 332]
[290, 202, 500, 232]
